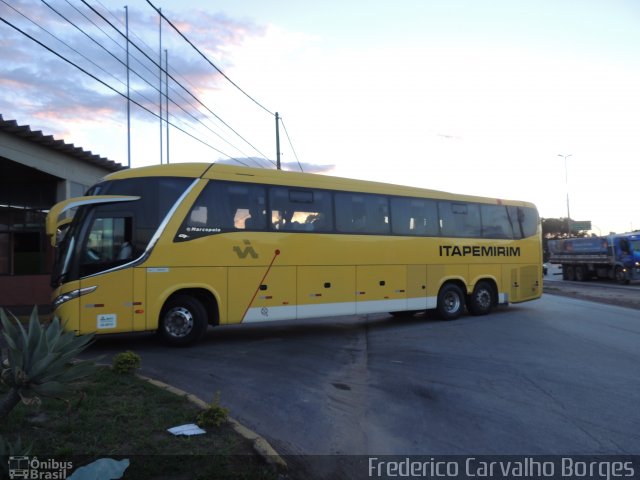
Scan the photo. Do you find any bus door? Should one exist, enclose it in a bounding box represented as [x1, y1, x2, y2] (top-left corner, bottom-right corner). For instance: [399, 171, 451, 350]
[77, 214, 135, 334]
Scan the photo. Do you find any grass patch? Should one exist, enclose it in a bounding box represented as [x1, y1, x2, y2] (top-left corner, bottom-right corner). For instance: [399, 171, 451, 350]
[1, 367, 277, 479]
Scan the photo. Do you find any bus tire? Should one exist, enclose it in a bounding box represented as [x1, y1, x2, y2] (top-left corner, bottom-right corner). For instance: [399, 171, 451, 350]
[467, 280, 494, 316]
[437, 283, 465, 320]
[159, 294, 208, 346]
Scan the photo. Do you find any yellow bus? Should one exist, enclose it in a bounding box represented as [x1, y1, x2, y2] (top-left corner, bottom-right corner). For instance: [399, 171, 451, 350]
[46, 163, 542, 345]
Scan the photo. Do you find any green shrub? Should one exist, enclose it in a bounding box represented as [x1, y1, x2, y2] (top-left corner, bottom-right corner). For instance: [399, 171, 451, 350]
[0, 307, 96, 421]
[196, 392, 229, 428]
[112, 351, 141, 374]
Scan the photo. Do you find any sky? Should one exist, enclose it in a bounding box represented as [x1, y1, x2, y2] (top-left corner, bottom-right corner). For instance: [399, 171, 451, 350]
[1, 0, 639, 234]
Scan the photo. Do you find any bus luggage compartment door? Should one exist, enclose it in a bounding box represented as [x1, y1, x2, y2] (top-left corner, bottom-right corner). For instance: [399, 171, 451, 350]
[356, 265, 407, 314]
[230, 266, 296, 323]
[297, 266, 356, 319]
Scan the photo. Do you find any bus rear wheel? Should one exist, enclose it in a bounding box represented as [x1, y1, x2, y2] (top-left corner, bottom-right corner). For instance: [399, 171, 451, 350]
[159, 294, 208, 346]
[437, 283, 465, 320]
[468, 280, 494, 316]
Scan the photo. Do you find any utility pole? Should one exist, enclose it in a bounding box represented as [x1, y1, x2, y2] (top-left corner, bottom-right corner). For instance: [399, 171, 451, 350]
[558, 154, 572, 236]
[125, 6, 131, 168]
[275, 112, 281, 170]
[158, 8, 163, 165]
[165, 49, 169, 164]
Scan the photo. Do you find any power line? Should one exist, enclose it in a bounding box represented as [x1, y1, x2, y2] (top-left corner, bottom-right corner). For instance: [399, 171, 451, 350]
[82, 0, 275, 167]
[65, 0, 164, 96]
[146, 0, 275, 117]
[38, 1, 173, 116]
[280, 117, 304, 172]
[0, 13, 254, 166]
[46, 0, 242, 159]
[4, 0, 124, 90]
[2, 1, 288, 170]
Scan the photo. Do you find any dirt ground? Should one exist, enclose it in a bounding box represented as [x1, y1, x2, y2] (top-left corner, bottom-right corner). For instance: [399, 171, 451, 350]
[543, 277, 640, 310]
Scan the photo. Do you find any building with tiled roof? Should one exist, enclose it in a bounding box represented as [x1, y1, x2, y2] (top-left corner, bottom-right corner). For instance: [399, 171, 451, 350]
[0, 114, 124, 312]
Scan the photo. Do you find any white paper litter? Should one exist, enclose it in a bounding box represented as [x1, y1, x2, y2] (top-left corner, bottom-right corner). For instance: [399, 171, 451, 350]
[167, 423, 206, 436]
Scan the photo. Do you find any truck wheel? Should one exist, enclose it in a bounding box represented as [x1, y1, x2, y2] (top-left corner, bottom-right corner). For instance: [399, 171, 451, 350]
[468, 281, 494, 316]
[159, 294, 208, 346]
[615, 266, 630, 285]
[437, 283, 465, 320]
[575, 265, 586, 282]
[565, 265, 576, 281]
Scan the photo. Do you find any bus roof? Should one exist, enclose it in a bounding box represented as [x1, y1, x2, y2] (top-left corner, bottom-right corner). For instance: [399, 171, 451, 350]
[104, 162, 536, 208]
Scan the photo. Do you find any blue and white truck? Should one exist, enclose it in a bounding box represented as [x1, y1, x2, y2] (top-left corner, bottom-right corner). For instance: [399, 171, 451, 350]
[548, 233, 640, 284]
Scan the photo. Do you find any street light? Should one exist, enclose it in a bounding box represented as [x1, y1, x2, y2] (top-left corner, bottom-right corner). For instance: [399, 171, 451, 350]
[558, 154, 572, 236]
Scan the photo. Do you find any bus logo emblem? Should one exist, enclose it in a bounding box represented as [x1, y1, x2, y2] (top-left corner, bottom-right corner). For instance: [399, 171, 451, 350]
[233, 240, 258, 259]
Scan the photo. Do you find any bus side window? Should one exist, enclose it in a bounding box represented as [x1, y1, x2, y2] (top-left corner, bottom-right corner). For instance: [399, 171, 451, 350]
[189, 206, 208, 226]
[439, 202, 481, 237]
[481, 204, 514, 239]
[519, 207, 539, 238]
[176, 181, 266, 240]
[507, 206, 538, 239]
[336, 193, 389, 234]
[391, 197, 438, 236]
[269, 188, 333, 232]
[229, 184, 266, 230]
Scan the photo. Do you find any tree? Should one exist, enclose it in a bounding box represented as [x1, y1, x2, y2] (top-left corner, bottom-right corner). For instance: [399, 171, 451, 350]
[541, 217, 592, 261]
[542, 217, 590, 239]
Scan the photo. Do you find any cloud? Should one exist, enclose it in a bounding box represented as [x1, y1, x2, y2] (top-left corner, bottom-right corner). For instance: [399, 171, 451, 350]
[0, 0, 267, 138]
[280, 162, 336, 175]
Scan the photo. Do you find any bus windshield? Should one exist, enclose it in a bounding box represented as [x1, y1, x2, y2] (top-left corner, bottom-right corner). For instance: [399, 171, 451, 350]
[51, 176, 192, 287]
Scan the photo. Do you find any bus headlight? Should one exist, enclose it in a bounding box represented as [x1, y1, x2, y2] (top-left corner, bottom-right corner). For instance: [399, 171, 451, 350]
[53, 286, 98, 308]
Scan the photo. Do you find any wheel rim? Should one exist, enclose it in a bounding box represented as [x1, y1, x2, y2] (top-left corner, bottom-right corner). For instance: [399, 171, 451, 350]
[443, 291, 461, 313]
[164, 306, 194, 338]
[475, 289, 492, 310]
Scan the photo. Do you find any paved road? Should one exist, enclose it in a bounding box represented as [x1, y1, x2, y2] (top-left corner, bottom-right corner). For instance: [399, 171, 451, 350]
[87, 294, 640, 478]
[544, 264, 640, 309]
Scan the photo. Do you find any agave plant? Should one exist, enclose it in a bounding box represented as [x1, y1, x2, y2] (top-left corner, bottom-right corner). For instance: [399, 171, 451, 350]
[0, 307, 97, 421]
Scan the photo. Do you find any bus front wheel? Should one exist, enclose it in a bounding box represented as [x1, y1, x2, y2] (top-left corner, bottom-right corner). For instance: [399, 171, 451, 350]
[159, 294, 208, 346]
[467, 281, 494, 316]
[437, 283, 465, 320]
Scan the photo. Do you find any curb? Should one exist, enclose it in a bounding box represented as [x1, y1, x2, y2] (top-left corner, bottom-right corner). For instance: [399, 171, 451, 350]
[136, 374, 287, 471]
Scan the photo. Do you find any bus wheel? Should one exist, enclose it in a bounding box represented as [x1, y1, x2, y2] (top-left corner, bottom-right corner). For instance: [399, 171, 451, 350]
[159, 294, 207, 346]
[437, 283, 465, 320]
[468, 281, 494, 316]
